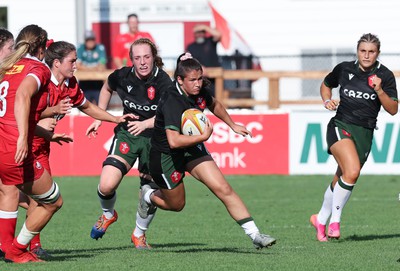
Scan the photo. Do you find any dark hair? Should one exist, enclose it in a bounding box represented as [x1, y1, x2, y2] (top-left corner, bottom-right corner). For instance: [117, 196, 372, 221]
[174, 52, 203, 80]
[15, 24, 47, 57]
[0, 28, 13, 50]
[127, 13, 138, 20]
[45, 41, 76, 68]
[129, 38, 163, 68]
[357, 33, 381, 51]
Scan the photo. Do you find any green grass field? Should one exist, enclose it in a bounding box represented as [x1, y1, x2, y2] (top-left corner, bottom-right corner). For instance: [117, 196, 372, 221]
[1, 175, 399, 270]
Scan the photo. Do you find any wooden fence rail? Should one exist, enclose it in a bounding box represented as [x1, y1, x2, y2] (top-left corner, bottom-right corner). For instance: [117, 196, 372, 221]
[75, 69, 400, 109]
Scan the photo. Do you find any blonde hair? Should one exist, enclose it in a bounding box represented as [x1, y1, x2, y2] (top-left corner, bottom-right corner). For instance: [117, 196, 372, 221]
[357, 33, 380, 51]
[0, 24, 47, 80]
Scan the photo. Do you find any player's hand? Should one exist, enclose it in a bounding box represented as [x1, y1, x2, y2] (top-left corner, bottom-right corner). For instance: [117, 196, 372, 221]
[127, 120, 147, 136]
[369, 74, 383, 93]
[51, 133, 74, 145]
[38, 118, 57, 131]
[324, 99, 339, 111]
[201, 120, 213, 141]
[116, 113, 138, 124]
[54, 97, 72, 115]
[231, 123, 252, 138]
[15, 136, 28, 164]
[86, 120, 102, 138]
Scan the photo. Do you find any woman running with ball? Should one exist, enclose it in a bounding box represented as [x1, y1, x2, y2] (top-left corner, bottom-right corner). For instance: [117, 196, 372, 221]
[139, 52, 277, 250]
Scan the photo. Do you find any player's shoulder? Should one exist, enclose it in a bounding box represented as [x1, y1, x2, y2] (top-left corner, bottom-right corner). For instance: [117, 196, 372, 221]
[376, 61, 392, 73]
[24, 58, 51, 78]
[336, 61, 355, 69]
[111, 66, 132, 78]
[155, 68, 172, 81]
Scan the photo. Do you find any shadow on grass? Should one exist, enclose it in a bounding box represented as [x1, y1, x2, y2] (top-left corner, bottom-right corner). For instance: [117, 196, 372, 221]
[39, 245, 134, 261]
[344, 233, 400, 241]
[42, 242, 273, 261]
[152, 242, 275, 254]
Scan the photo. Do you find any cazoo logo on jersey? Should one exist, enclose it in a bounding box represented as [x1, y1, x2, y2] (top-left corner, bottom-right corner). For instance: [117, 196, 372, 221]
[343, 89, 378, 100]
[123, 100, 157, 111]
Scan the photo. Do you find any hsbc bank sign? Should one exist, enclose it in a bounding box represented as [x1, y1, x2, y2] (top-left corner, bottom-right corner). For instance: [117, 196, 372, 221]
[50, 113, 289, 176]
[205, 114, 288, 175]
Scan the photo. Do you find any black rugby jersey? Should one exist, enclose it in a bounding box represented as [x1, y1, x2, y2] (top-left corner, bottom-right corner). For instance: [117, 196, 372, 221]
[151, 81, 213, 153]
[324, 61, 397, 129]
[108, 66, 172, 136]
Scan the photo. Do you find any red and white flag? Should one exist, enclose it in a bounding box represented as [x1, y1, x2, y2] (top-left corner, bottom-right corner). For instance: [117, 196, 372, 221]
[208, 1, 261, 69]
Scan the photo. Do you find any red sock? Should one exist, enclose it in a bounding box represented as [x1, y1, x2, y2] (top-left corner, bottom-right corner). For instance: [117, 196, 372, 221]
[12, 238, 29, 251]
[0, 217, 17, 253]
[30, 233, 41, 250]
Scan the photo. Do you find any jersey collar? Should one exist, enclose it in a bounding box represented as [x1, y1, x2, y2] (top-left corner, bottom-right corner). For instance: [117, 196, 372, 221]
[50, 72, 70, 87]
[175, 81, 189, 97]
[354, 60, 381, 74]
[24, 53, 42, 62]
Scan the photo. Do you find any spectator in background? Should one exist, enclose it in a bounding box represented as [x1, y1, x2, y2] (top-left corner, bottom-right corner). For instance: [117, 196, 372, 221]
[112, 13, 155, 68]
[77, 30, 107, 105]
[186, 24, 222, 96]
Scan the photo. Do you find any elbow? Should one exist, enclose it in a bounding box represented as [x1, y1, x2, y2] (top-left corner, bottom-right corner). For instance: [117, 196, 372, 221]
[389, 108, 398, 116]
[389, 103, 399, 116]
[168, 141, 180, 149]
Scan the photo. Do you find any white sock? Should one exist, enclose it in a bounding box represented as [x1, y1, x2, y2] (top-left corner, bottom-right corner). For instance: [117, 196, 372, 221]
[134, 211, 155, 237]
[16, 223, 39, 246]
[240, 220, 259, 240]
[98, 186, 117, 219]
[330, 177, 354, 224]
[317, 184, 333, 225]
[0, 210, 18, 218]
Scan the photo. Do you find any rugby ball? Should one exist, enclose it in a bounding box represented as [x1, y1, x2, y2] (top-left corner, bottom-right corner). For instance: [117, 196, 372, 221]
[181, 108, 208, 136]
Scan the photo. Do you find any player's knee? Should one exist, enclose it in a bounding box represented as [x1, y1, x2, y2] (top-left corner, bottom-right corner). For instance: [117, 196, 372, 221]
[97, 185, 116, 199]
[343, 167, 360, 183]
[103, 157, 128, 176]
[98, 181, 117, 195]
[29, 182, 63, 211]
[220, 182, 234, 196]
[169, 200, 185, 212]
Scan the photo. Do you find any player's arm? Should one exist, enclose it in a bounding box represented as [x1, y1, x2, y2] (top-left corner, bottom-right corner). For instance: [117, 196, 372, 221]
[97, 80, 113, 110]
[166, 124, 212, 149]
[370, 75, 398, 115]
[127, 116, 155, 136]
[34, 124, 73, 145]
[79, 100, 126, 124]
[14, 76, 39, 163]
[320, 82, 339, 111]
[79, 79, 116, 122]
[208, 98, 251, 137]
[40, 97, 72, 118]
[85, 79, 116, 137]
[79, 81, 136, 127]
